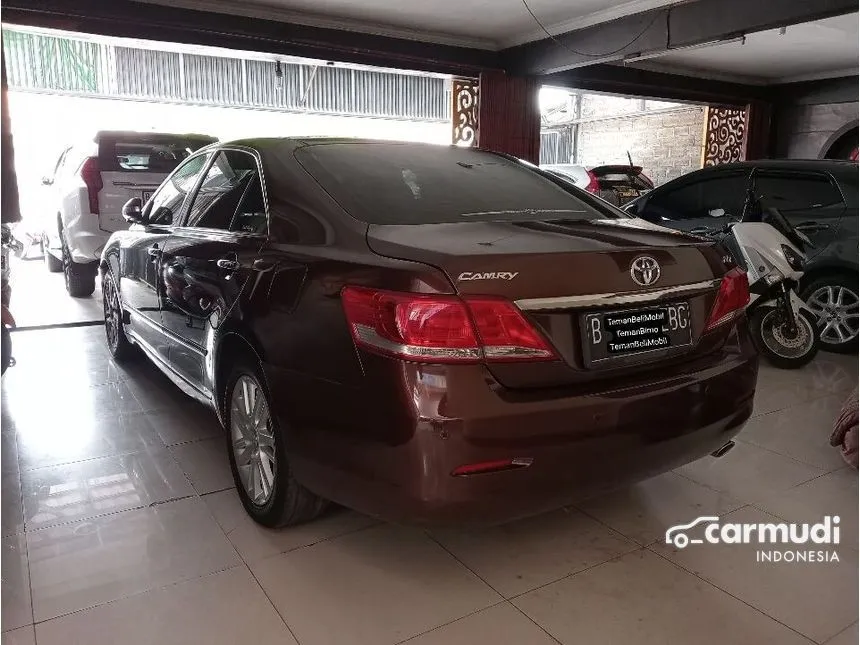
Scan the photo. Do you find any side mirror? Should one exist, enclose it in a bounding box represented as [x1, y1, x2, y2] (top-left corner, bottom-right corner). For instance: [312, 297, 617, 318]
[41, 176, 53, 186]
[122, 197, 144, 224]
[708, 208, 726, 218]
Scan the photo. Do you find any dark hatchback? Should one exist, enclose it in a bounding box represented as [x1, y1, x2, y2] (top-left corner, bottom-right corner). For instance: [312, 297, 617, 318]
[625, 160, 859, 353]
[102, 139, 758, 527]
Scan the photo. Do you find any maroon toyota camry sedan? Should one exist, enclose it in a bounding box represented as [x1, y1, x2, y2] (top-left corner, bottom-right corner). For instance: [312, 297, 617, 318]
[101, 138, 758, 527]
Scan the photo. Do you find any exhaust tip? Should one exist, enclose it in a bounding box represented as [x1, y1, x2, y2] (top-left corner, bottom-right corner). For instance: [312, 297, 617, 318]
[710, 441, 736, 458]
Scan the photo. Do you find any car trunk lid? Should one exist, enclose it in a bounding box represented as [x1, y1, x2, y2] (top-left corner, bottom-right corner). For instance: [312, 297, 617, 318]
[367, 218, 729, 388]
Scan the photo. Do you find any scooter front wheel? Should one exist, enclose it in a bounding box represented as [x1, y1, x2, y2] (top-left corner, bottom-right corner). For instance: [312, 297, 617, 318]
[750, 307, 820, 369]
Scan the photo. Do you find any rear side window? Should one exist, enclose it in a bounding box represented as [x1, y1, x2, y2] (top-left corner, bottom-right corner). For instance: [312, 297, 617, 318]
[98, 135, 214, 173]
[756, 172, 844, 212]
[642, 172, 747, 221]
[184, 150, 267, 234]
[295, 143, 611, 224]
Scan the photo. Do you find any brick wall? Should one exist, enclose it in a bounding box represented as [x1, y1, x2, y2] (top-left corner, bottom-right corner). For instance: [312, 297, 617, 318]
[575, 104, 706, 186]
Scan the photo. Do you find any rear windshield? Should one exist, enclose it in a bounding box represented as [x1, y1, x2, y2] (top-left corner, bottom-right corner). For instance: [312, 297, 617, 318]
[98, 135, 215, 173]
[295, 142, 612, 224]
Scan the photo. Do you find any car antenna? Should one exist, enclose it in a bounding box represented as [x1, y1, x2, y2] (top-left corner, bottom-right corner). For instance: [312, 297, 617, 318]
[627, 150, 634, 168]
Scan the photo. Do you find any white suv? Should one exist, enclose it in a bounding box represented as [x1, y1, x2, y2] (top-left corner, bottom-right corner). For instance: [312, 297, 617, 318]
[41, 131, 216, 296]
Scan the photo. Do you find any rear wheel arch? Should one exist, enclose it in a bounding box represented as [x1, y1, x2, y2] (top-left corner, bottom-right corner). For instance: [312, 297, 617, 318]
[799, 265, 858, 293]
[214, 330, 268, 424]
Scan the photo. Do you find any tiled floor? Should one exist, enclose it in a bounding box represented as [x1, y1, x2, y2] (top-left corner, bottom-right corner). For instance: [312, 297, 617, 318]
[1, 324, 857, 645]
[7, 257, 103, 329]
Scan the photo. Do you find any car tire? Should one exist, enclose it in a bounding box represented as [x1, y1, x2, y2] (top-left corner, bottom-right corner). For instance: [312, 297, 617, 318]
[61, 231, 96, 298]
[102, 271, 135, 361]
[224, 355, 328, 528]
[801, 275, 859, 354]
[43, 236, 63, 273]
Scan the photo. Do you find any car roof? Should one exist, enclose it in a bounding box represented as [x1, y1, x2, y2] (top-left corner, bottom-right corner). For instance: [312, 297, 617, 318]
[654, 158, 858, 186]
[93, 131, 216, 141]
[703, 159, 857, 171]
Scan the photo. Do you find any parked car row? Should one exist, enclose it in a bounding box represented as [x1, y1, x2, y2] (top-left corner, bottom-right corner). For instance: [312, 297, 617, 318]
[21, 134, 854, 529]
[624, 160, 858, 353]
[39, 131, 216, 296]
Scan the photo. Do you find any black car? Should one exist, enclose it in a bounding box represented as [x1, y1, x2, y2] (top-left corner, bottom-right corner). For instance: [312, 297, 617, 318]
[625, 160, 859, 353]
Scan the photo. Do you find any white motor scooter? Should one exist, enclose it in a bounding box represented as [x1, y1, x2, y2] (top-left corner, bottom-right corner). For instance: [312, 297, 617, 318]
[718, 195, 819, 368]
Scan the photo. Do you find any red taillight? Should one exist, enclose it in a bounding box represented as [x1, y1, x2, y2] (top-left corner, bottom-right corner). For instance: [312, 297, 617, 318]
[80, 157, 102, 215]
[340, 286, 556, 363]
[585, 170, 600, 194]
[705, 268, 749, 331]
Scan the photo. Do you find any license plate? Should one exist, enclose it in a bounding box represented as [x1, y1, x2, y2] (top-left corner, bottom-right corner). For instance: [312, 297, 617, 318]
[141, 191, 153, 203]
[582, 302, 692, 366]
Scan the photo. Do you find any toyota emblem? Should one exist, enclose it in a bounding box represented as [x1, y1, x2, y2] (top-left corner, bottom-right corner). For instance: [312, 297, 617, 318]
[630, 256, 661, 286]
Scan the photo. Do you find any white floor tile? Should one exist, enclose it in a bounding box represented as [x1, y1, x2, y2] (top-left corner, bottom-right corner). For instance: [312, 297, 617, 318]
[15, 409, 163, 471]
[653, 505, 858, 643]
[2, 471, 24, 537]
[405, 602, 556, 645]
[27, 496, 240, 621]
[677, 440, 824, 504]
[514, 549, 812, 645]
[168, 437, 233, 495]
[1, 626, 35, 645]
[1, 533, 32, 631]
[203, 488, 378, 563]
[578, 472, 744, 546]
[431, 507, 638, 598]
[251, 524, 500, 645]
[35, 566, 296, 645]
[756, 468, 859, 550]
[742, 394, 849, 469]
[22, 448, 194, 530]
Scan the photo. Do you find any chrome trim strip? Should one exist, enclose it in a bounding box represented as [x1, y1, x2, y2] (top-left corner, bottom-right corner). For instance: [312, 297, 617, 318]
[515, 278, 723, 311]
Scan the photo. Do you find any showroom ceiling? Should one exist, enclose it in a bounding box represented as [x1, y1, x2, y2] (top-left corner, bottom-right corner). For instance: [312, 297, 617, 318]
[134, 0, 681, 49]
[625, 13, 859, 84]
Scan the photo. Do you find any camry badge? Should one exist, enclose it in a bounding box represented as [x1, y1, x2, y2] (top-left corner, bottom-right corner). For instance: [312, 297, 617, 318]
[458, 272, 519, 281]
[630, 256, 661, 287]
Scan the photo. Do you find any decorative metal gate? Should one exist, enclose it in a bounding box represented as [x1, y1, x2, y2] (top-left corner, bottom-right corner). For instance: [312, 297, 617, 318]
[701, 105, 747, 166]
[451, 77, 478, 146]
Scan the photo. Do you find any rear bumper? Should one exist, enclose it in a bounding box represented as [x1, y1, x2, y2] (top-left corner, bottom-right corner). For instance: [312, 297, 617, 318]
[282, 329, 759, 526]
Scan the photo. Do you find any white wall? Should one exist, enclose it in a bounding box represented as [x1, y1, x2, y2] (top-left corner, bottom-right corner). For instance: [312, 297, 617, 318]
[9, 91, 450, 225]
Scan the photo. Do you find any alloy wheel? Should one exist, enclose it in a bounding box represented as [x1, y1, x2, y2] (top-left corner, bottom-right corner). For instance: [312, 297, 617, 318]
[103, 275, 120, 352]
[230, 375, 276, 506]
[807, 285, 860, 346]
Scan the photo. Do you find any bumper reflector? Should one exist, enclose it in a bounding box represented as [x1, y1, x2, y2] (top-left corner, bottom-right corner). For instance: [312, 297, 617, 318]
[451, 458, 533, 477]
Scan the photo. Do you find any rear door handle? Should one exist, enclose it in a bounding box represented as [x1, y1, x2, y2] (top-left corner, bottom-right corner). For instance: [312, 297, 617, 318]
[689, 227, 713, 236]
[147, 244, 161, 260]
[216, 258, 240, 271]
